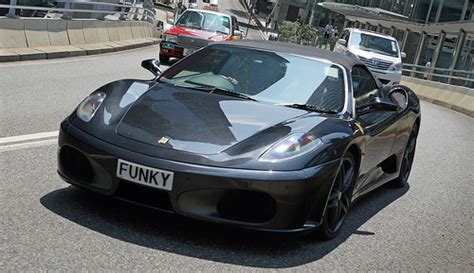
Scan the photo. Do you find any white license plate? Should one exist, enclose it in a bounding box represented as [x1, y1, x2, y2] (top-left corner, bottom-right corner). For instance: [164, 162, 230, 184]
[183, 48, 196, 56]
[116, 159, 174, 191]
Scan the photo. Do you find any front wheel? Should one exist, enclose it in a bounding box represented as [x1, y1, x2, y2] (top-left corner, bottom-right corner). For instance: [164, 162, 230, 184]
[317, 152, 356, 240]
[392, 124, 418, 188]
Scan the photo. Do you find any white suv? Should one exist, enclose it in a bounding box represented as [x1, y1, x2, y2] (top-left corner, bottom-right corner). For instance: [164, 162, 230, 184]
[334, 28, 406, 86]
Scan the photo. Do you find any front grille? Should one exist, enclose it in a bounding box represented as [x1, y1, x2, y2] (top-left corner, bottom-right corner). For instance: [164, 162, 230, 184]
[359, 56, 393, 71]
[216, 190, 276, 223]
[177, 35, 209, 48]
[114, 180, 173, 212]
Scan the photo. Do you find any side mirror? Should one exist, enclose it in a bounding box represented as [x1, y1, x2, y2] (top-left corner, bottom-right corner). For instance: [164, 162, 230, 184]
[141, 59, 162, 76]
[401, 52, 406, 58]
[167, 18, 175, 25]
[337, 39, 347, 46]
[357, 97, 398, 115]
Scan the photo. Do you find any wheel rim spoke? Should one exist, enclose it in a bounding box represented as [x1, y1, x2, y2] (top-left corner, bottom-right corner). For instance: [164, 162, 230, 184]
[326, 158, 355, 232]
[343, 165, 353, 192]
[328, 205, 338, 228]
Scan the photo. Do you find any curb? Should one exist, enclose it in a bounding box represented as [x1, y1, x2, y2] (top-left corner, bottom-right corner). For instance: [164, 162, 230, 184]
[401, 76, 473, 118]
[0, 39, 160, 62]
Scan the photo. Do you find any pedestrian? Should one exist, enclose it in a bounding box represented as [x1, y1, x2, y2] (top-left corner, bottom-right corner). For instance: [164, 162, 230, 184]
[423, 58, 432, 79]
[324, 21, 334, 50]
[324, 21, 334, 41]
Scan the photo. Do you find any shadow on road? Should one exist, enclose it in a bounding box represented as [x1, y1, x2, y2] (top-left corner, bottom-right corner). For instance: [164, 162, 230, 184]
[40, 183, 408, 268]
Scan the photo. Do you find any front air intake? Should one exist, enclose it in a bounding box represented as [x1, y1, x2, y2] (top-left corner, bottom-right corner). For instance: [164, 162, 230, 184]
[217, 190, 276, 223]
[59, 146, 94, 182]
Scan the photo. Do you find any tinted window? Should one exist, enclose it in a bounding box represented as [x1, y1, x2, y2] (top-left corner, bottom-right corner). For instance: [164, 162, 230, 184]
[176, 11, 230, 34]
[350, 32, 399, 57]
[160, 45, 346, 112]
[352, 66, 379, 107]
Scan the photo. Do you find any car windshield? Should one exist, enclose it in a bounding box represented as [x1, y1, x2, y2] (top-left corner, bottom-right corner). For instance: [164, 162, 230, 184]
[176, 10, 230, 34]
[351, 32, 399, 57]
[159, 45, 346, 112]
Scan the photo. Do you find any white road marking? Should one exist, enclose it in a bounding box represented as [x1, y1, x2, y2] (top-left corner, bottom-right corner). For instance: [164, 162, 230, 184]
[0, 139, 57, 152]
[0, 131, 59, 152]
[0, 131, 59, 145]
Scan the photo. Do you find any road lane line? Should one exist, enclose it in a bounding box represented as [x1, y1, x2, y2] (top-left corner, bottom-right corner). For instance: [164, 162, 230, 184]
[0, 139, 57, 152]
[0, 131, 59, 145]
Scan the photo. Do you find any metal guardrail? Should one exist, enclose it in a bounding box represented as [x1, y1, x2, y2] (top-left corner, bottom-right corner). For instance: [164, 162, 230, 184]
[0, 0, 156, 24]
[402, 63, 474, 87]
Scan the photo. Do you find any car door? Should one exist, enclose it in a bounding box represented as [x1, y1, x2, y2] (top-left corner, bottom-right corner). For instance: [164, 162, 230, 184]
[352, 66, 398, 189]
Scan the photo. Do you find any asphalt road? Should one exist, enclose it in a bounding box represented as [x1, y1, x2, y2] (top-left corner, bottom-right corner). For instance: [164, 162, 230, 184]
[1, 21, 473, 273]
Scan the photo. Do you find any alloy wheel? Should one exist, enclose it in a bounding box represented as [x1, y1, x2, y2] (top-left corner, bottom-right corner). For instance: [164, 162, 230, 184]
[325, 157, 355, 234]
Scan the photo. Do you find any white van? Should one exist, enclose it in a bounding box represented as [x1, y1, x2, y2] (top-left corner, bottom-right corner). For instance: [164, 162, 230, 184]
[334, 28, 406, 85]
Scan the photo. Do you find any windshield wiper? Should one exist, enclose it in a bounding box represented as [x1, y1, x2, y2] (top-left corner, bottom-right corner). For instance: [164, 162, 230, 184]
[188, 85, 257, 101]
[281, 104, 338, 114]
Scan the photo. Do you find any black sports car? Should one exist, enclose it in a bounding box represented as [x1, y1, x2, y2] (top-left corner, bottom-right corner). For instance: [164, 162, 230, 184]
[58, 40, 420, 239]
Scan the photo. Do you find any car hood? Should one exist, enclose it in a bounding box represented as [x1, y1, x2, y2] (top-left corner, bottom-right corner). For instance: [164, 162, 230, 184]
[165, 26, 229, 41]
[117, 85, 307, 155]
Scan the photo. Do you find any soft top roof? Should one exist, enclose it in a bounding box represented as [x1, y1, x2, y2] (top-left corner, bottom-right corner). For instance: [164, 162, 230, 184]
[215, 40, 363, 68]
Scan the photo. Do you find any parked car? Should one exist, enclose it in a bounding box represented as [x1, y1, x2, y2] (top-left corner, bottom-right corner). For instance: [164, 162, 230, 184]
[334, 28, 406, 86]
[58, 40, 420, 239]
[159, 9, 243, 63]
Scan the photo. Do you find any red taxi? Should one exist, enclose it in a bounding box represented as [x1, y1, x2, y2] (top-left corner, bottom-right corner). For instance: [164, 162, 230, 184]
[159, 9, 244, 63]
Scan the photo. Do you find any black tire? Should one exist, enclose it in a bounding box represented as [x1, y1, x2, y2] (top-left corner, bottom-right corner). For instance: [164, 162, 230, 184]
[317, 152, 356, 240]
[392, 124, 419, 188]
[159, 54, 170, 64]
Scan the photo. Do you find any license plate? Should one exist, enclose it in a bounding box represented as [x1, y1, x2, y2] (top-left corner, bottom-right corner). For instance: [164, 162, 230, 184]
[116, 159, 174, 191]
[162, 42, 175, 49]
[183, 48, 196, 56]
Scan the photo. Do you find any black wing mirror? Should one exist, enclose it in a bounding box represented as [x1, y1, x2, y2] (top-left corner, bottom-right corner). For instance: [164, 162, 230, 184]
[357, 97, 398, 115]
[141, 59, 162, 76]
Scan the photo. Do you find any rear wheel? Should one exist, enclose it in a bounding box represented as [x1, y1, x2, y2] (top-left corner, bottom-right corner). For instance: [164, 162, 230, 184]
[159, 54, 170, 64]
[317, 152, 356, 240]
[392, 124, 418, 188]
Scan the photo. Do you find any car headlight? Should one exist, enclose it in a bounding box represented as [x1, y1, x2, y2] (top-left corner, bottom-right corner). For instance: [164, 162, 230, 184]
[389, 62, 403, 72]
[76, 92, 106, 122]
[259, 133, 323, 162]
[162, 34, 177, 43]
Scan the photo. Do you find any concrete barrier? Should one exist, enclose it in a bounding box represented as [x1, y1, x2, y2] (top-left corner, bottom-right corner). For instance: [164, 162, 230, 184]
[0, 18, 160, 62]
[82, 21, 101, 44]
[47, 20, 69, 46]
[401, 76, 474, 117]
[0, 18, 28, 48]
[95, 21, 110, 43]
[24, 19, 50, 47]
[107, 21, 120, 42]
[66, 20, 86, 45]
[0, 18, 45, 60]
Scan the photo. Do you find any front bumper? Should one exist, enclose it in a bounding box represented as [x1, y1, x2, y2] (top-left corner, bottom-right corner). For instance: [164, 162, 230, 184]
[371, 69, 402, 85]
[57, 122, 340, 232]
